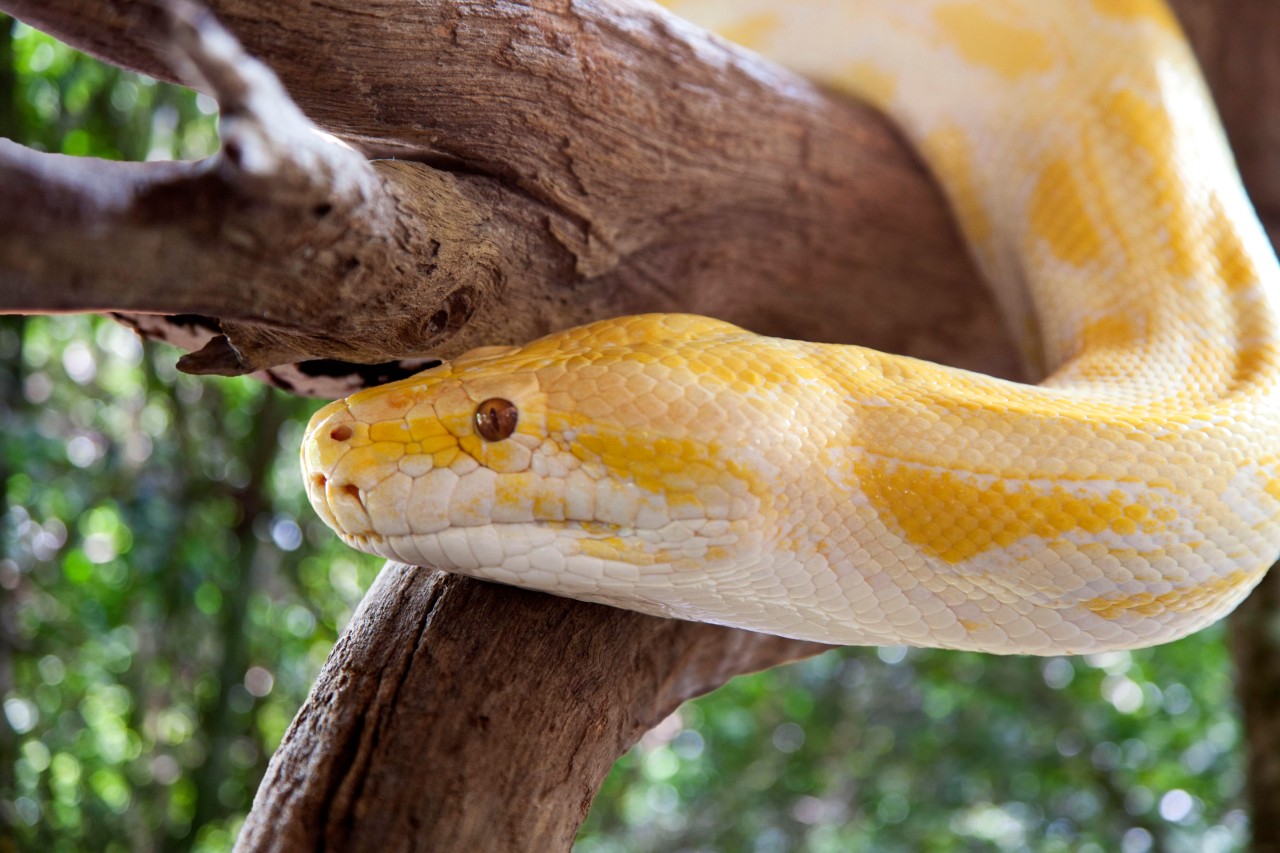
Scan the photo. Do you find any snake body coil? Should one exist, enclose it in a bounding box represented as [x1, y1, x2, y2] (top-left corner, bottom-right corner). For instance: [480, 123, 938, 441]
[301, 0, 1280, 654]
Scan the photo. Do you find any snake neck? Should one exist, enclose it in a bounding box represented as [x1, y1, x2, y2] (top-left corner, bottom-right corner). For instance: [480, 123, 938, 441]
[661, 0, 1280, 407]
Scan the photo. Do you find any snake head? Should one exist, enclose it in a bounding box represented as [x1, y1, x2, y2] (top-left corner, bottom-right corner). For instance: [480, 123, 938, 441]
[301, 314, 813, 619]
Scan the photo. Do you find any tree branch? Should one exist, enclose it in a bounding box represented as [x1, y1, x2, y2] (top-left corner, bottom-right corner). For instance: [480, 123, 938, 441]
[0, 3, 582, 375]
[0, 0, 1011, 387]
[238, 565, 827, 852]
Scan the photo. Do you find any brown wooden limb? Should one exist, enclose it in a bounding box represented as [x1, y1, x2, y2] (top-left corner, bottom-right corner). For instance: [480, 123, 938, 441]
[0, 3, 584, 374]
[237, 565, 828, 852]
[1, 0, 1011, 384]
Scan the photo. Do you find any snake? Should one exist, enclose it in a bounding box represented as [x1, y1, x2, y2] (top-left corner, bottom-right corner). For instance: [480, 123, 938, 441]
[299, 0, 1280, 655]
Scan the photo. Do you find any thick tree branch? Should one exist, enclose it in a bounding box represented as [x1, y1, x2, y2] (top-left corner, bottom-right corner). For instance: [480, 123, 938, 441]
[0, 0, 1010, 385]
[238, 565, 827, 852]
[0, 3, 584, 374]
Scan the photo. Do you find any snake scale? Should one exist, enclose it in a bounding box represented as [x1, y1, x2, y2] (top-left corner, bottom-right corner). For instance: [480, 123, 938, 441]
[301, 0, 1280, 654]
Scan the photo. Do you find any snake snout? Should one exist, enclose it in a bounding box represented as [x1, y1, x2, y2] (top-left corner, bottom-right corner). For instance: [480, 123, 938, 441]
[302, 403, 376, 538]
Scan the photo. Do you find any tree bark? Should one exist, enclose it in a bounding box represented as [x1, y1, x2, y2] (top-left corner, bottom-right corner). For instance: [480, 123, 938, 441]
[0, 0, 1011, 384]
[237, 565, 827, 851]
[6, 0, 1280, 850]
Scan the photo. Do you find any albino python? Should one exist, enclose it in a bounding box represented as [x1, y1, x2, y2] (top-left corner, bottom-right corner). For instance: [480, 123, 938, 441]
[300, 0, 1280, 654]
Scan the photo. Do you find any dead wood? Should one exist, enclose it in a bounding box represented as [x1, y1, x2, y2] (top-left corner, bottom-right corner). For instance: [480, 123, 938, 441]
[0, 0, 1009, 382]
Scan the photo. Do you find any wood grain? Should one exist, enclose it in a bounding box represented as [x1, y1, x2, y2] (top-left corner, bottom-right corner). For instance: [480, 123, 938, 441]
[0, 0, 1008, 379]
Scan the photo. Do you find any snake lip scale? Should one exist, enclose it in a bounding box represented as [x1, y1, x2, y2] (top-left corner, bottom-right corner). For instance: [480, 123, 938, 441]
[301, 0, 1280, 655]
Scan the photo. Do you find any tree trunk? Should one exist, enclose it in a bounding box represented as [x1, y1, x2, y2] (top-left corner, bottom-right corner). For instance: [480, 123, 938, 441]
[3, 0, 1280, 849]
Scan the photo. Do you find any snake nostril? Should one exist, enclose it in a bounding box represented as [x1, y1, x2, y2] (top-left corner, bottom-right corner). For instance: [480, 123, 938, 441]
[312, 473, 327, 490]
[330, 424, 353, 442]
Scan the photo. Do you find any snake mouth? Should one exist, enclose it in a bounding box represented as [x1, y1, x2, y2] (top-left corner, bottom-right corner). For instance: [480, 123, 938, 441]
[301, 402, 383, 538]
[305, 470, 375, 537]
[312, 475, 365, 511]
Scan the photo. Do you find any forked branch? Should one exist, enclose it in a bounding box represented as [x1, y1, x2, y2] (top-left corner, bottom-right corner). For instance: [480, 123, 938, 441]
[0, 2, 565, 375]
[0, 0, 1012, 387]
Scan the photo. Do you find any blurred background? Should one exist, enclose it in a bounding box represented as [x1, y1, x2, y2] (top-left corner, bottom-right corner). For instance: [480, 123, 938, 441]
[0, 12, 1252, 852]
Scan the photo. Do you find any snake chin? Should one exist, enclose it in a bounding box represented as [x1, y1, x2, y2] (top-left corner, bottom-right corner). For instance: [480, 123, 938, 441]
[339, 517, 790, 627]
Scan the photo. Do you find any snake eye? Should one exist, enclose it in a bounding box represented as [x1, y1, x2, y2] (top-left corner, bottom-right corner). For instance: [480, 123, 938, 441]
[475, 398, 518, 441]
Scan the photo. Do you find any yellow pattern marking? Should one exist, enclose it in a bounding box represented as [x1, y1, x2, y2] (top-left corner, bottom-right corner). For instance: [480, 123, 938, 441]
[922, 126, 992, 244]
[560, 413, 766, 514]
[1081, 314, 1141, 351]
[839, 61, 898, 106]
[1208, 195, 1259, 293]
[718, 12, 781, 50]
[1100, 87, 1197, 279]
[1028, 159, 1105, 267]
[1083, 569, 1258, 620]
[854, 456, 1170, 564]
[933, 3, 1053, 78]
[1088, 0, 1180, 31]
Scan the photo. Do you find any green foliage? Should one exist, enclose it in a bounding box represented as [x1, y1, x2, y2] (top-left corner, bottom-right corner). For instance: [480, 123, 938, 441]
[0, 313, 385, 853]
[578, 639, 1244, 851]
[0, 17, 217, 160]
[0, 13, 1252, 853]
[0, 18, 381, 850]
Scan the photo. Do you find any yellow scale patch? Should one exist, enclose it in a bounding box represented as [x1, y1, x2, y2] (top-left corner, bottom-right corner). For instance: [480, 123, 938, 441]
[554, 411, 766, 515]
[838, 61, 898, 105]
[1028, 159, 1105, 267]
[852, 455, 1172, 564]
[1082, 567, 1259, 620]
[717, 12, 782, 49]
[1101, 87, 1198, 280]
[921, 126, 992, 245]
[1207, 195, 1261, 294]
[933, 3, 1053, 79]
[574, 533, 734, 569]
[1088, 0, 1180, 31]
[1081, 314, 1143, 351]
